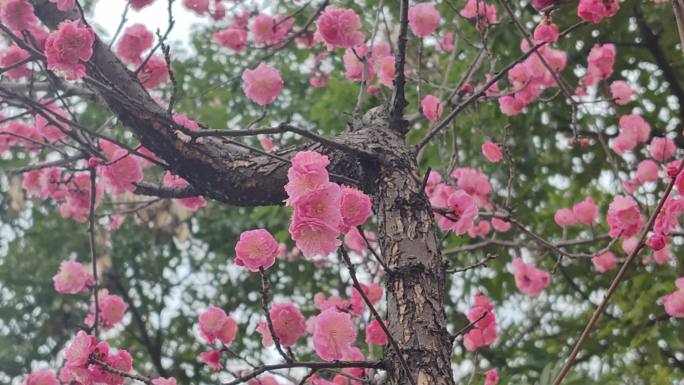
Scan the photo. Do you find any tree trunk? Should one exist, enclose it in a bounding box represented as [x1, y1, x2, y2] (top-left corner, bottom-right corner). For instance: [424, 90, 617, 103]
[360, 109, 455, 385]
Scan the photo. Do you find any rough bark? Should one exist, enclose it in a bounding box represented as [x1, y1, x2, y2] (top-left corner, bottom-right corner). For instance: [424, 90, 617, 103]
[28, 2, 456, 384]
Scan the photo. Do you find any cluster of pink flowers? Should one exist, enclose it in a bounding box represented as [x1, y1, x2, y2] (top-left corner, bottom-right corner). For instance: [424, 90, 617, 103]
[463, 293, 497, 351]
[0, 45, 31, 80]
[364, 319, 387, 346]
[250, 14, 293, 46]
[60, 331, 133, 385]
[45, 20, 95, 80]
[427, 168, 503, 237]
[256, 303, 307, 348]
[460, 0, 497, 30]
[408, 3, 441, 37]
[580, 43, 616, 88]
[285, 151, 372, 258]
[341, 41, 398, 89]
[116, 24, 154, 65]
[85, 289, 127, 330]
[511, 258, 551, 296]
[577, 0, 619, 24]
[553, 197, 599, 228]
[53, 260, 93, 294]
[138, 56, 170, 89]
[606, 195, 644, 238]
[498, 37, 567, 116]
[242, 63, 284, 106]
[612, 114, 651, 155]
[661, 278, 684, 318]
[198, 306, 238, 345]
[315, 6, 365, 49]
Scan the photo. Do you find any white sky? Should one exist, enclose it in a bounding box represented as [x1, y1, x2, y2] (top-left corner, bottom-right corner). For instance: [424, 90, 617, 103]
[93, 0, 203, 48]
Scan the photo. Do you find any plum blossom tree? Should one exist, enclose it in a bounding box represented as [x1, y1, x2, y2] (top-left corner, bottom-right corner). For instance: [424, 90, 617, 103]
[1, 1, 684, 385]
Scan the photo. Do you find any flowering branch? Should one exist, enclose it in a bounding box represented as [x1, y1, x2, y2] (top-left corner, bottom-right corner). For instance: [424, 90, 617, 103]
[551, 158, 684, 385]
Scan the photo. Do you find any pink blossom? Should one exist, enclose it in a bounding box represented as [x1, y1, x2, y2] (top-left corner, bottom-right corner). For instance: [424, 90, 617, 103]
[481, 140, 503, 163]
[182, 0, 209, 15]
[582, 44, 616, 87]
[636, 160, 659, 183]
[498, 95, 524, 116]
[266, 303, 307, 346]
[213, 27, 248, 51]
[99, 293, 127, 329]
[130, 0, 156, 11]
[64, 331, 96, 368]
[151, 378, 177, 385]
[577, 0, 619, 24]
[607, 195, 643, 238]
[622, 236, 639, 255]
[199, 350, 223, 370]
[533, 22, 559, 44]
[408, 3, 441, 37]
[620, 114, 651, 142]
[491, 218, 511, 232]
[650, 137, 676, 162]
[420, 95, 443, 123]
[484, 369, 499, 385]
[439, 190, 477, 235]
[439, 32, 454, 52]
[24, 371, 59, 385]
[511, 258, 551, 296]
[468, 220, 491, 238]
[249, 15, 292, 46]
[572, 197, 599, 225]
[313, 309, 357, 361]
[45, 20, 95, 80]
[463, 325, 497, 352]
[365, 319, 387, 345]
[342, 44, 373, 82]
[0, 45, 31, 79]
[610, 80, 635, 105]
[53, 260, 92, 294]
[96, 349, 133, 385]
[451, 167, 492, 199]
[23, 167, 62, 200]
[162, 172, 207, 209]
[234, 229, 279, 272]
[592, 251, 617, 273]
[647, 233, 668, 251]
[285, 151, 331, 201]
[374, 55, 396, 88]
[242, 63, 284, 106]
[100, 149, 144, 194]
[34, 100, 68, 142]
[0, 0, 38, 32]
[260, 136, 274, 152]
[662, 284, 684, 318]
[460, 0, 497, 29]
[424, 170, 442, 197]
[339, 185, 372, 232]
[316, 6, 365, 49]
[293, 182, 342, 230]
[138, 56, 170, 89]
[289, 218, 341, 258]
[116, 24, 154, 65]
[199, 306, 236, 344]
[344, 227, 367, 254]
